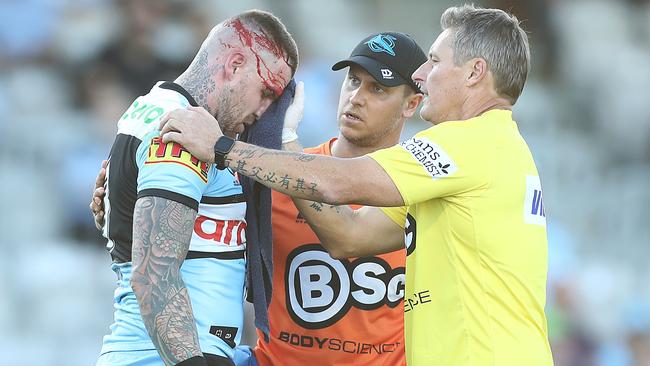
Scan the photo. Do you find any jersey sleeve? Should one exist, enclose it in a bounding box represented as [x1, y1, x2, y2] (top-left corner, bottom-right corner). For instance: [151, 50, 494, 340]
[368, 127, 481, 206]
[135, 131, 211, 210]
[380, 206, 408, 229]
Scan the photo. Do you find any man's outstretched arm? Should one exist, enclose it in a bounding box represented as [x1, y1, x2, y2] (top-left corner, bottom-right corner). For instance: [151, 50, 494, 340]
[279, 140, 404, 258]
[131, 196, 204, 366]
[159, 107, 405, 207]
[223, 144, 403, 206]
[294, 198, 404, 258]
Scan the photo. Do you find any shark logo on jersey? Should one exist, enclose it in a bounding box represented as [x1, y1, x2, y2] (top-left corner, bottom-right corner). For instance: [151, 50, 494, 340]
[400, 137, 457, 179]
[365, 34, 397, 56]
[523, 175, 546, 226]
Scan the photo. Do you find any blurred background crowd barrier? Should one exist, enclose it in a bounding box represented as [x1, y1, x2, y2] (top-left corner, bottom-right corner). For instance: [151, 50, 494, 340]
[0, 0, 649, 365]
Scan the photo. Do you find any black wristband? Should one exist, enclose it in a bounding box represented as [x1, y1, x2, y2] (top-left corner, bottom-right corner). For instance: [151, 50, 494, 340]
[175, 356, 208, 366]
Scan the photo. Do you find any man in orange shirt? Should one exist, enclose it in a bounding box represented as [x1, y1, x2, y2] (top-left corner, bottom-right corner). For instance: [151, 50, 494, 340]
[235, 32, 425, 366]
[91, 31, 425, 366]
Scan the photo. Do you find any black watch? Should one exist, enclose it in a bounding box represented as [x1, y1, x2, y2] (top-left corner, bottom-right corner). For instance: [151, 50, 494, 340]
[213, 136, 236, 170]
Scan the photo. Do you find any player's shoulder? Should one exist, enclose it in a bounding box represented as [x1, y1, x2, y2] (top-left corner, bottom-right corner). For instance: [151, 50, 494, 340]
[118, 82, 192, 139]
[135, 128, 213, 188]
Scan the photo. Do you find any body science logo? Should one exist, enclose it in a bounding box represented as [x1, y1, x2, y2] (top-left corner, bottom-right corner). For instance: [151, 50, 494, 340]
[285, 244, 405, 329]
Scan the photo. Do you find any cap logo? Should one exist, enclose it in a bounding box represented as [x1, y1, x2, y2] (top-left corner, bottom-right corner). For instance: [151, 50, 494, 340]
[365, 34, 397, 56]
[381, 69, 394, 79]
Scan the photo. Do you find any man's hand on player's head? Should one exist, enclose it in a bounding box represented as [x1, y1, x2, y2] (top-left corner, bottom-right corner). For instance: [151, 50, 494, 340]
[284, 81, 304, 131]
[89, 159, 108, 230]
[282, 81, 304, 144]
[159, 106, 223, 164]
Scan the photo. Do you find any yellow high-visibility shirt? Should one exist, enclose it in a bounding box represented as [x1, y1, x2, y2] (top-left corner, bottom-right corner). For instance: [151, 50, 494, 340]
[370, 109, 552, 366]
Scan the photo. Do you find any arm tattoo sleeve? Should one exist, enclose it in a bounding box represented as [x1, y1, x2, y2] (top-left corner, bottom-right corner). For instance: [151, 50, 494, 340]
[131, 196, 202, 366]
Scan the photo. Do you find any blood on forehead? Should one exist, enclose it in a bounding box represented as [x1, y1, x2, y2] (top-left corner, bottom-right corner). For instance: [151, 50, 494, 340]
[226, 19, 291, 97]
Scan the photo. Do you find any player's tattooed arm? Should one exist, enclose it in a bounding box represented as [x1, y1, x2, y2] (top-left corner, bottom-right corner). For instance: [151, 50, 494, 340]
[131, 196, 202, 366]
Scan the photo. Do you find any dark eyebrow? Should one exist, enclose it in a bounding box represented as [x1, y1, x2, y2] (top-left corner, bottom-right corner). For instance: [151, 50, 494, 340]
[369, 80, 384, 89]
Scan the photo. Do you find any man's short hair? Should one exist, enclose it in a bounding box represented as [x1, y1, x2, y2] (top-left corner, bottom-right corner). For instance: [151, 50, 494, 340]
[235, 10, 299, 77]
[441, 4, 530, 103]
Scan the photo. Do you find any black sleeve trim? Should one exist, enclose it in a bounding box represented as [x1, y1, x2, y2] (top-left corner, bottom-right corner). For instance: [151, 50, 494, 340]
[204, 353, 236, 366]
[200, 194, 246, 205]
[138, 189, 199, 211]
[175, 356, 208, 366]
[186, 250, 245, 260]
[159, 82, 199, 107]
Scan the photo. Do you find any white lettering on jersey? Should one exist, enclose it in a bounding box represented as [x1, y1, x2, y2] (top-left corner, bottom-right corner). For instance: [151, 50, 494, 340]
[523, 175, 546, 226]
[286, 245, 405, 329]
[117, 82, 190, 139]
[400, 137, 457, 179]
[190, 202, 247, 252]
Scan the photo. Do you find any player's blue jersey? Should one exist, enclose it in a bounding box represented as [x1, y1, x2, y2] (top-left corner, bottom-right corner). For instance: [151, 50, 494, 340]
[103, 81, 247, 261]
[98, 82, 246, 363]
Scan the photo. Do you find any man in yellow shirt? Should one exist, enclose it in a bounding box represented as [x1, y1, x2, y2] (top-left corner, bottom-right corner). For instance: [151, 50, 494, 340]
[157, 4, 553, 365]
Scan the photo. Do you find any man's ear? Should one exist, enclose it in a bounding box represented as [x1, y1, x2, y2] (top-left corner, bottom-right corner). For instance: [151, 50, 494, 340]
[403, 91, 424, 119]
[224, 51, 246, 81]
[466, 58, 488, 87]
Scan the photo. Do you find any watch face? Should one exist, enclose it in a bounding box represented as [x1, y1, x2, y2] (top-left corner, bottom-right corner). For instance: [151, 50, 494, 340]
[215, 136, 235, 153]
[214, 136, 235, 170]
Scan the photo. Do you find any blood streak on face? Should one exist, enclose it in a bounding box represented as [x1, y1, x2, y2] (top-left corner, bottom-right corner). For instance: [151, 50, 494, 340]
[227, 19, 290, 97]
